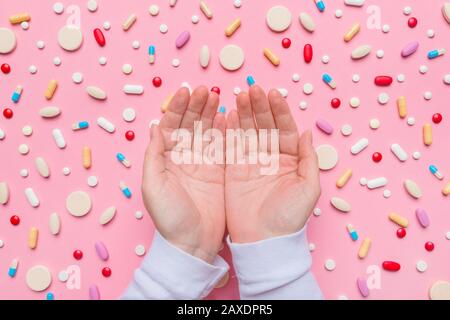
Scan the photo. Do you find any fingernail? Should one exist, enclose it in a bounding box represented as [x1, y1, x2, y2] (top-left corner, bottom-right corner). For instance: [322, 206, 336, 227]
[246, 75, 256, 87]
[218, 105, 226, 113]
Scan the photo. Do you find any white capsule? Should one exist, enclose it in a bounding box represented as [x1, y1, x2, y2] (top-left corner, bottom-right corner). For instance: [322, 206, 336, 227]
[97, 117, 115, 133]
[52, 129, 66, 149]
[350, 138, 369, 155]
[49, 212, 61, 235]
[344, 0, 365, 6]
[199, 45, 210, 68]
[25, 187, 39, 208]
[391, 143, 408, 162]
[367, 177, 388, 189]
[123, 84, 144, 95]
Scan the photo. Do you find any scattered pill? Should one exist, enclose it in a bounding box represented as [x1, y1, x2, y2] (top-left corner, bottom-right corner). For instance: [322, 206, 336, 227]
[331, 196, 351, 213]
[99, 206, 116, 225]
[22, 125, 32, 136]
[73, 249, 83, 260]
[122, 14, 137, 31]
[58, 25, 83, 52]
[345, 0, 365, 7]
[299, 12, 315, 32]
[316, 144, 338, 170]
[122, 64, 133, 75]
[93, 28, 105, 46]
[303, 83, 314, 95]
[357, 277, 369, 297]
[428, 48, 445, 59]
[72, 121, 89, 130]
[423, 123, 432, 146]
[416, 260, 428, 273]
[372, 152, 382, 163]
[367, 177, 388, 189]
[66, 190, 92, 217]
[401, 41, 419, 57]
[120, 181, 132, 198]
[28, 227, 39, 249]
[377, 92, 390, 105]
[200, 1, 213, 19]
[87, 176, 98, 187]
[313, 208, 321, 217]
[49, 212, 60, 235]
[358, 238, 371, 259]
[382, 261, 401, 272]
[412, 151, 421, 160]
[149, 5, 159, 16]
[18, 143, 29, 154]
[266, 5, 291, 32]
[344, 23, 360, 42]
[323, 74, 337, 89]
[383, 189, 392, 198]
[99, 56, 107, 65]
[351, 138, 369, 155]
[415, 208, 430, 228]
[25, 187, 40, 208]
[87, 86, 107, 100]
[407, 117, 415, 126]
[95, 241, 109, 261]
[87, 0, 98, 12]
[135, 245, 146, 256]
[341, 124, 352, 136]
[62, 167, 71, 175]
[316, 119, 333, 135]
[432, 113, 442, 124]
[347, 224, 358, 241]
[351, 45, 371, 59]
[123, 84, 144, 95]
[135, 211, 143, 219]
[8, 259, 19, 277]
[20, 169, 28, 178]
[10, 215, 20, 226]
[52, 129, 66, 149]
[391, 143, 408, 162]
[72, 72, 83, 84]
[397, 228, 406, 238]
[389, 212, 409, 228]
[349, 97, 360, 108]
[336, 169, 352, 188]
[325, 259, 336, 271]
[375, 76, 393, 86]
[53, 2, 64, 14]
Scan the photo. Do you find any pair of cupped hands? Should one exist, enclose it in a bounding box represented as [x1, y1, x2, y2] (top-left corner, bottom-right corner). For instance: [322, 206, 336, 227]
[143, 85, 320, 264]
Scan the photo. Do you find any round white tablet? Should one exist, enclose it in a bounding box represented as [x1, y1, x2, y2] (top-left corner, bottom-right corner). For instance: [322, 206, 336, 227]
[266, 6, 292, 32]
[219, 45, 245, 71]
[316, 144, 338, 170]
[135, 211, 143, 219]
[22, 125, 33, 136]
[36, 40, 45, 49]
[58, 270, 69, 282]
[424, 91, 432, 100]
[20, 169, 29, 177]
[72, 72, 83, 84]
[149, 5, 159, 16]
[397, 74, 406, 82]
[62, 167, 71, 175]
[383, 189, 392, 198]
[427, 29, 435, 38]
[325, 259, 336, 271]
[21, 22, 29, 30]
[382, 24, 390, 33]
[359, 177, 367, 186]
[58, 25, 83, 51]
[122, 63, 133, 74]
[233, 87, 242, 95]
[29, 65, 37, 74]
[87, 0, 98, 12]
[191, 15, 200, 24]
[429, 281, 450, 300]
[103, 21, 111, 30]
[322, 55, 330, 64]
[172, 58, 180, 67]
[0, 239, 4, 248]
[446, 231, 450, 240]
[26, 265, 52, 292]
[299, 101, 308, 110]
[419, 65, 428, 74]
[122, 108, 136, 122]
[53, 2, 64, 14]
[159, 24, 168, 33]
[407, 117, 415, 126]
[99, 56, 107, 65]
[403, 6, 412, 15]
[234, 0, 242, 8]
[132, 40, 140, 49]
[352, 74, 360, 83]
[87, 176, 98, 187]
[308, 243, 316, 251]
[412, 151, 421, 160]
[378, 92, 390, 105]
[292, 73, 300, 82]
[135, 244, 146, 256]
[369, 118, 380, 129]
[0, 28, 17, 54]
[18, 144, 29, 155]
[341, 124, 352, 136]
[313, 207, 321, 216]
[53, 57, 62, 66]
[349, 97, 360, 108]
[335, 9, 343, 18]
[416, 260, 427, 273]
[303, 83, 314, 95]
[376, 49, 384, 58]
[66, 191, 92, 217]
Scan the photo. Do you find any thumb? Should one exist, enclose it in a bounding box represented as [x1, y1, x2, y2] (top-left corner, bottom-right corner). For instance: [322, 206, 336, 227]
[297, 130, 319, 188]
[144, 125, 166, 179]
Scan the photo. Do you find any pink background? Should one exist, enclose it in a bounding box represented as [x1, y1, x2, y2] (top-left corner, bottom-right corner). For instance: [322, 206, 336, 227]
[0, 0, 449, 300]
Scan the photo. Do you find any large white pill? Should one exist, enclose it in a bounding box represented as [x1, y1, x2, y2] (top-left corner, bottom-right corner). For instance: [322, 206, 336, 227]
[58, 25, 83, 51]
[25, 188, 40, 207]
[200, 45, 210, 68]
[404, 179, 422, 199]
[266, 6, 292, 32]
[351, 45, 371, 59]
[26, 265, 52, 292]
[99, 206, 116, 225]
[219, 45, 245, 71]
[331, 197, 351, 213]
[345, 0, 365, 6]
[122, 108, 136, 122]
[86, 86, 107, 100]
[49, 212, 60, 235]
[299, 13, 315, 32]
[52, 129, 66, 149]
[316, 144, 338, 170]
[66, 191, 91, 217]
[35, 157, 50, 178]
[0, 182, 9, 205]
[39, 106, 61, 118]
[97, 117, 115, 133]
[123, 85, 144, 95]
[367, 177, 388, 189]
[0, 28, 17, 54]
[391, 143, 408, 162]
[350, 138, 369, 155]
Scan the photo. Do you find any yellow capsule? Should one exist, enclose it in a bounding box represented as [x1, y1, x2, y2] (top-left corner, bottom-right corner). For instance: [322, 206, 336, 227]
[28, 227, 38, 249]
[45, 80, 58, 100]
[358, 238, 371, 259]
[336, 168, 353, 188]
[9, 13, 31, 24]
[423, 123, 432, 146]
[122, 13, 137, 31]
[389, 212, 408, 228]
[397, 96, 407, 118]
[161, 93, 174, 113]
[344, 22, 360, 42]
[263, 48, 280, 66]
[83, 146, 92, 169]
[225, 18, 241, 37]
[443, 181, 450, 196]
[200, 1, 213, 19]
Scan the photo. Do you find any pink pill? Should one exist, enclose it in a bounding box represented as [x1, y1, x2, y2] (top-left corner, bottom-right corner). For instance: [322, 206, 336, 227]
[415, 208, 430, 228]
[401, 41, 419, 57]
[89, 285, 100, 300]
[357, 277, 369, 297]
[175, 31, 190, 49]
[95, 241, 109, 261]
[316, 119, 334, 135]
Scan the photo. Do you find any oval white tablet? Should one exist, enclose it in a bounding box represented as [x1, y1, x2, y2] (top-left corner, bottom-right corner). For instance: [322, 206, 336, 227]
[66, 191, 92, 217]
[367, 177, 388, 189]
[391, 143, 408, 162]
[404, 179, 422, 199]
[26, 265, 52, 292]
[39, 106, 61, 118]
[123, 85, 144, 95]
[25, 188, 39, 207]
[351, 45, 371, 59]
[299, 13, 315, 32]
[99, 206, 116, 225]
[35, 157, 50, 178]
[316, 144, 339, 170]
[266, 6, 292, 32]
[219, 45, 245, 71]
[0, 128, 5, 140]
[49, 212, 60, 235]
[350, 138, 369, 155]
[0, 182, 9, 205]
[52, 129, 66, 149]
[331, 197, 351, 213]
[86, 86, 107, 100]
[97, 117, 115, 133]
[0, 28, 17, 54]
[200, 45, 210, 68]
[345, 0, 365, 6]
[58, 25, 83, 51]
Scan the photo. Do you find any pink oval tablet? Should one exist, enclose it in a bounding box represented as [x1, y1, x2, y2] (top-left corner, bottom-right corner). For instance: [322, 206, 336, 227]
[175, 31, 190, 49]
[89, 285, 100, 300]
[316, 119, 334, 135]
[95, 241, 109, 261]
[401, 41, 419, 57]
[415, 208, 430, 228]
[357, 277, 369, 297]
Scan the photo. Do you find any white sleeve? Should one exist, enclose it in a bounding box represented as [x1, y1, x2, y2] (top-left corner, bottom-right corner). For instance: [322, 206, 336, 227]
[227, 226, 323, 300]
[121, 232, 229, 300]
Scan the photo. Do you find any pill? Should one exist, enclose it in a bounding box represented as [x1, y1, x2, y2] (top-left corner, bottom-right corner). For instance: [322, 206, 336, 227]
[401, 41, 419, 57]
[347, 224, 358, 241]
[277, 88, 288, 98]
[382, 261, 401, 271]
[282, 37, 292, 48]
[18, 144, 29, 155]
[313, 208, 321, 216]
[374, 76, 392, 86]
[51, 129, 66, 149]
[99, 206, 116, 225]
[404, 179, 422, 199]
[299, 12, 315, 32]
[95, 241, 109, 261]
[225, 18, 241, 37]
[443, 181, 450, 196]
[316, 119, 333, 135]
[135, 245, 146, 256]
[341, 124, 352, 136]
[35, 157, 50, 178]
[357, 278, 369, 297]
[199, 45, 210, 68]
[39, 106, 61, 118]
[427, 49, 445, 59]
[336, 169, 352, 188]
[389, 212, 408, 228]
[390, 143, 408, 162]
[303, 44, 313, 63]
[149, 5, 159, 15]
[89, 285, 100, 300]
[122, 13, 137, 31]
[49, 212, 60, 235]
[120, 181, 132, 198]
[97, 117, 115, 133]
[25, 187, 40, 207]
[0, 182, 9, 205]
[28, 227, 38, 249]
[219, 45, 245, 71]
[0, 28, 17, 54]
[161, 93, 174, 113]
[443, 3, 450, 23]
[8, 259, 19, 277]
[358, 238, 371, 259]
[72, 121, 89, 130]
[429, 165, 444, 180]
[325, 259, 336, 271]
[383, 189, 392, 198]
[11, 85, 23, 103]
[87, 0, 98, 11]
[322, 73, 337, 89]
[350, 138, 369, 155]
[416, 260, 428, 273]
[93, 28, 105, 46]
[148, 45, 155, 64]
[351, 45, 371, 59]
[72, 72, 83, 83]
[345, 0, 365, 6]
[66, 191, 92, 217]
[45, 80, 58, 100]
[175, 31, 190, 49]
[159, 24, 168, 33]
[397, 96, 407, 118]
[423, 124, 432, 146]
[57, 25, 83, 51]
[331, 197, 351, 213]
[314, 0, 325, 12]
[316, 144, 338, 170]
[117, 153, 131, 168]
[266, 6, 292, 32]
[322, 55, 330, 63]
[86, 86, 107, 100]
[82, 147, 92, 169]
[263, 48, 280, 66]
[415, 208, 430, 228]
[0, 128, 5, 140]
[344, 23, 360, 42]
[135, 211, 143, 219]
[123, 85, 144, 95]
[9, 13, 30, 24]
[367, 177, 388, 189]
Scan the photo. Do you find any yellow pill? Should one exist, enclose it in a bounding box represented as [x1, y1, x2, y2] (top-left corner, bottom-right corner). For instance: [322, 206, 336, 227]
[200, 1, 213, 19]
[9, 13, 31, 24]
[397, 96, 407, 118]
[122, 13, 137, 31]
[45, 80, 58, 100]
[389, 212, 408, 228]
[358, 238, 371, 259]
[161, 93, 174, 113]
[423, 123, 432, 146]
[225, 18, 241, 37]
[443, 181, 450, 196]
[263, 48, 280, 66]
[28, 227, 38, 249]
[83, 146, 92, 169]
[344, 23, 360, 42]
[336, 168, 353, 188]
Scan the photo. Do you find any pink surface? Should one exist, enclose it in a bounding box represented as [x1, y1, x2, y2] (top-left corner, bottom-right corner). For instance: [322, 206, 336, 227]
[0, 0, 449, 300]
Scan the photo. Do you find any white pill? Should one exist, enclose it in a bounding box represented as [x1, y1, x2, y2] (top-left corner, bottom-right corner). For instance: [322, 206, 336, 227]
[303, 83, 314, 95]
[122, 64, 133, 74]
[159, 24, 168, 33]
[349, 97, 360, 108]
[359, 177, 367, 186]
[53, 2, 64, 14]
[58, 270, 69, 282]
[149, 5, 159, 16]
[49, 212, 60, 235]
[369, 118, 380, 129]
[325, 259, 336, 271]
[52, 129, 66, 148]
[72, 72, 83, 84]
[20, 169, 29, 178]
[397, 74, 406, 82]
[135, 211, 143, 219]
[97, 117, 115, 133]
[344, 0, 365, 7]
[378, 92, 390, 105]
[335, 9, 343, 18]
[19, 144, 30, 155]
[181, 82, 192, 94]
[0, 239, 4, 248]
[132, 40, 140, 49]
[403, 6, 412, 15]
[191, 15, 200, 24]
[123, 85, 144, 95]
[29, 65, 37, 74]
[352, 74, 360, 83]
[22, 125, 33, 136]
[172, 58, 180, 67]
[35, 157, 50, 178]
[36, 40, 45, 49]
[416, 260, 427, 273]
[341, 124, 352, 136]
[86, 86, 107, 100]
[350, 138, 369, 155]
[25, 187, 39, 207]
[383, 189, 392, 198]
[53, 57, 61, 66]
[412, 151, 421, 160]
[278, 88, 288, 98]
[103, 21, 111, 30]
[62, 167, 71, 175]
[391, 143, 408, 162]
[99, 56, 107, 65]
[21, 21, 29, 30]
[376, 49, 384, 58]
[299, 101, 308, 110]
[351, 45, 371, 59]
[322, 55, 330, 64]
[87, 0, 98, 12]
[135, 245, 146, 256]
[122, 108, 136, 122]
[407, 117, 415, 126]
[0, 128, 5, 140]
[292, 73, 300, 82]
[424, 91, 432, 100]
[382, 24, 390, 33]
[233, 87, 242, 95]
[313, 207, 321, 216]
[338, 295, 349, 300]
[87, 176, 98, 187]
[444, 74, 450, 85]
[331, 197, 351, 212]
[234, 0, 242, 8]
[419, 65, 428, 74]
[299, 12, 316, 32]
[367, 177, 388, 189]
[308, 243, 316, 251]
[446, 231, 450, 240]
[266, 6, 292, 32]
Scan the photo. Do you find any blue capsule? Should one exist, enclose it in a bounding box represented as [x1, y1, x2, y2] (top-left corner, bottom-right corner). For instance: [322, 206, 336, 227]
[246, 75, 255, 87]
[315, 0, 325, 12]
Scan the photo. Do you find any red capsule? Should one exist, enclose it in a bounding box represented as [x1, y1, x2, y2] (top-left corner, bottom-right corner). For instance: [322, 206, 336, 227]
[1, 63, 11, 74]
[432, 113, 442, 124]
[93, 28, 106, 47]
[281, 38, 291, 48]
[303, 44, 313, 63]
[211, 86, 220, 95]
[382, 261, 401, 271]
[374, 76, 393, 86]
[396, 228, 406, 238]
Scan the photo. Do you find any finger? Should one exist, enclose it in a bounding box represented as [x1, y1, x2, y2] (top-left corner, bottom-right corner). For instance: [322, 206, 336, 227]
[226, 110, 244, 163]
[200, 92, 220, 131]
[268, 89, 299, 156]
[298, 130, 320, 191]
[249, 85, 276, 130]
[226, 109, 240, 129]
[159, 87, 190, 129]
[236, 92, 256, 130]
[143, 125, 166, 183]
[180, 86, 209, 129]
[212, 112, 226, 163]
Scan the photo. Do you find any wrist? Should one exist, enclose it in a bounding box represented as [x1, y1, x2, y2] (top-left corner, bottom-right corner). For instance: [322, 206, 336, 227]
[169, 241, 218, 264]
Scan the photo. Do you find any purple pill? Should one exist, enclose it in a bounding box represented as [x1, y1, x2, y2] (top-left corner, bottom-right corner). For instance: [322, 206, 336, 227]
[175, 31, 190, 49]
[316, 119, 334, 135]
[415, 208, 430, 228]
[95, 241, 109, 261]
[401, 41, 419, 57]
[357, 277, 370, 297]
[89, 285, 100, 300]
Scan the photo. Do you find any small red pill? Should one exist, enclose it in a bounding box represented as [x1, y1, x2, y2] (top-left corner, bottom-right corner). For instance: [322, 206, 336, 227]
[408, 17, 418, 28]
[152, 76, 162, 87]
[125, 130, 135, 141]
[432, 113, 442, 124]
[396, 228, 406, 238]
[73, 250, 83, 260]
[10, 215, 20, 226]
[372, 152, 382, 163]
[425, 241, 434, 251]
[102, 267, 112, 277]
[382, 261, 401, 271]
[3, 108, 13, 119]
[374, 76, 393, 86]
[1, 63, 11, 74]
[93, 28, 106, 47]
[211, 86, 220, 95]
[331, 98, 341, 108]
[303, 44, 313, 63]
[281, 38, 291, 48]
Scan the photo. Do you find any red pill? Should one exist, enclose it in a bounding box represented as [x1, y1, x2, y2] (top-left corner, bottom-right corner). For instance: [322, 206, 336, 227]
[125, 130, 135, 141]
[1, 63, 11, 74]
[73, 250, 83, 260]
[425, 241, 434, 251]
[10, 215, 20, 226]
[3, 108, 13, 119]
[281, 38, 291, 48]
[374, 76, 393, 86]
[408, 17, 418, 28]
[372, 152, 382, 163]
[382, 261, 401, 271]
[331, 98, 341, 108]
[152, 76, 162, 87]
[303, 44, 313, 63]
[432, 113, 442, 124]
[211, 86, 220, 95]
[396, 228, 406, 238]
[102, 267, 112, 277]
[93, 28, 106, 47]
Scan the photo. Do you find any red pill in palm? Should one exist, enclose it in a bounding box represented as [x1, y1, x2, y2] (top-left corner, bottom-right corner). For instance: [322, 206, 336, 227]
[382, 261, 401, 271]
[432, 113, 442, 124]
[374, 76, 393, 86]
[1, 63, 11, 74]
[10, 215, 20, 225]
[102, 267, 112, 277]
[408, 17, 418, 28]
[372, 152, 382, 162]
[73, 250, 83, 260]
[93, 28, 105, 46]
[396, 228, 406, 238]
[3, 108, 13, 119]
[211, 86, 220, 95]
[425, 241, 434, 251]
[331, 98, 341, 108]
[281, 38, 291, 48]
[303, 44, 313, 63]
